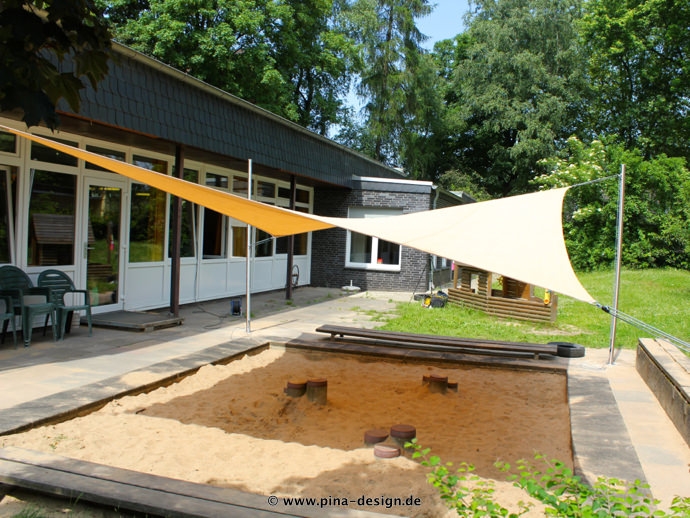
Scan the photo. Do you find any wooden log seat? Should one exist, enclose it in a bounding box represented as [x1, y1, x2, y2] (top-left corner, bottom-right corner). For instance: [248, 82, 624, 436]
[315, 324, 575, 360]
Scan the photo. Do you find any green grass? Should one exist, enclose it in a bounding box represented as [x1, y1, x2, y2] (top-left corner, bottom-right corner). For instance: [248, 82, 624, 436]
[11, 510, 43, 518]
[376, 268, 690, 349]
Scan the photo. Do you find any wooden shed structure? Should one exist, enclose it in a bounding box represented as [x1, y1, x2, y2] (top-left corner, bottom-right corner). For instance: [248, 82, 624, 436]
[448, 266, 558, 323]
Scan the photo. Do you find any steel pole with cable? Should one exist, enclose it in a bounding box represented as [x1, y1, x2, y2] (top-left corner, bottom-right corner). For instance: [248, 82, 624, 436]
[608, 165, 625, 364]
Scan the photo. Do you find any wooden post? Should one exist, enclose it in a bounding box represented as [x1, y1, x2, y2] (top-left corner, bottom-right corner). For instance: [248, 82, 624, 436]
[306, 378, 327, 404]
[284, 380, 307, 397]
[428, 374, 448, 394]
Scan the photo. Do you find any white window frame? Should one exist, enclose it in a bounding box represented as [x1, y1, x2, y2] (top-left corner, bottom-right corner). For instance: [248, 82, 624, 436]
[345, 207, 402, 271]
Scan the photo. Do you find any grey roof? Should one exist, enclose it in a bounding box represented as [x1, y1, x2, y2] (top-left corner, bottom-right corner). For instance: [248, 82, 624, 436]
[57, 43, 403, 188]
[353, 176, 434, 194]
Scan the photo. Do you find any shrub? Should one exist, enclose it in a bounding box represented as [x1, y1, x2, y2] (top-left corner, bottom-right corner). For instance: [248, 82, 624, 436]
[407, 440, 690, 517]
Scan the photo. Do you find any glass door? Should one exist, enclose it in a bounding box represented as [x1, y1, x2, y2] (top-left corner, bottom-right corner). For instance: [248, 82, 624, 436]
[84, 178, 125, 311]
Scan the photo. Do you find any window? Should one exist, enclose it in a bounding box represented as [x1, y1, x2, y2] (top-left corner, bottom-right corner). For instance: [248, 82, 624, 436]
[296, 188, 310, 204]
[169, 168, 198, 258]
[31, 137, 79, 166]
[232, 226, 247, 257]
[0, 132, 16, 154]
[232, 176, 248, 196]
[206, 172, 228, 189]
[202, 208, 226, 258]
[346, 207, 402, 271]
[255, 228, 273, 257]
[257, 181, 275, 198]
[27, 170, 77, 265]
[276, 234, 308, 256]
[201, 171, 230, 259]
[278, 186, 310, 205]
[129, 156, 167, 262]
[85, 145, 126, 172]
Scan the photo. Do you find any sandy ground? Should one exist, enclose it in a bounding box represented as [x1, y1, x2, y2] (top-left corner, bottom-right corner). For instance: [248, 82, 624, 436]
[0, 347, 571, 517]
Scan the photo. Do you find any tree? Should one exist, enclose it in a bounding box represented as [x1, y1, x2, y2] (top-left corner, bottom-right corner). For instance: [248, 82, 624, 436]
[534, 137, 690, 270]
[100, 0, 356, 132]
[437, 169, 491, 201]
[417, 33, 475, 182]
[349, 0, 434, 167]
[0, 0, 113, 129]
[579, 0, 690, 161]
[100, 0, 284, 112]
[272, 0, 357, 134]
[450, 0, 587, 197]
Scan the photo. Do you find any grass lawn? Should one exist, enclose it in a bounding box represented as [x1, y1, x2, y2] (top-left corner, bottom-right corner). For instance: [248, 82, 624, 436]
[375, 268, 690, 349]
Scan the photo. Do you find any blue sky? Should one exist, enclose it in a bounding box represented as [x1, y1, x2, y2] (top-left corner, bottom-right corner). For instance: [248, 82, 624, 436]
[417, 0, 471, 49]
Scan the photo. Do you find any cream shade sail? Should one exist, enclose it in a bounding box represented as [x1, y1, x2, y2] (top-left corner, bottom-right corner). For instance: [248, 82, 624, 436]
[3, 125, 596, 304]
[316, 189, 597, 305]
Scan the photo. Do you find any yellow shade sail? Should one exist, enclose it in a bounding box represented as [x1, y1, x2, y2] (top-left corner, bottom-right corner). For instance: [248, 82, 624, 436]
[1, 125, 334, 236]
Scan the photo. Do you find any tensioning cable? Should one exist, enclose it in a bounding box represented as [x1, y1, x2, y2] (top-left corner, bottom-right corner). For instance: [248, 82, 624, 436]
[597, 304, 690, 353]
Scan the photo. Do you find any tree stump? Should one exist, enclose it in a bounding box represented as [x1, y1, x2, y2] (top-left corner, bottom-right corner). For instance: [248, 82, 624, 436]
[284, 380, 307, 398]
[364, 429, 389, 446]
[374, 444, 400, 459]
[428, 374, 448, 394]
[306, 378, 328, 405]
[390, 424, 416, 451]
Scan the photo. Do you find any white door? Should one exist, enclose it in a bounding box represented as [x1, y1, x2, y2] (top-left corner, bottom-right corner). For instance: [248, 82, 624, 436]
[82, 177, 127, 313]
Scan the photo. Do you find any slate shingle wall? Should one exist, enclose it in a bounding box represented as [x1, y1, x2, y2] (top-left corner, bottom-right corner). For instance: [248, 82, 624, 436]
[58, 45, 402, 188]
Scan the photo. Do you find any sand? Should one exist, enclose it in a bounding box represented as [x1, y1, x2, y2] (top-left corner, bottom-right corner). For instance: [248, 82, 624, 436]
[1, 347, 571, 517]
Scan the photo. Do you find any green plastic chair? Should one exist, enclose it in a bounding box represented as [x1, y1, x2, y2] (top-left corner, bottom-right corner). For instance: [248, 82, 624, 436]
[0, 294, 17, 347]
[0, 265, 57, 347]
[38, 269, 93, 340]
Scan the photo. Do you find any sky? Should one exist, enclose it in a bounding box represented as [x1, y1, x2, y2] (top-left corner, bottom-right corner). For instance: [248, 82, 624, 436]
[417, 0, 471, 49]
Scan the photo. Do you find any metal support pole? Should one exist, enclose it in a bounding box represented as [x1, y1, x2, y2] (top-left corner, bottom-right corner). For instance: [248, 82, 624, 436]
[286, 175, 296, 300]
[169, 144, 184, 317]
[608, 164, 625, 364]
[245, 159, 252, 334]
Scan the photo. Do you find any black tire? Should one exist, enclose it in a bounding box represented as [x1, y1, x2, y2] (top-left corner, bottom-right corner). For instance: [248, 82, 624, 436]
[549, 341, 586, 358]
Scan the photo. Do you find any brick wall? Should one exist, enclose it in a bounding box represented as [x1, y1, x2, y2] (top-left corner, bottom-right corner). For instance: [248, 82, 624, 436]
[311, 186, 431, 292]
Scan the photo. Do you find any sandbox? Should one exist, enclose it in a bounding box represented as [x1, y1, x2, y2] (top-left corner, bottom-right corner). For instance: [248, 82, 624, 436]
[1, 346, 571, 516]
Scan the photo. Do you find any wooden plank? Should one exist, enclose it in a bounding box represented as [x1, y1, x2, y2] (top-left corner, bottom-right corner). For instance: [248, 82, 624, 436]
[448, 287, 557, 323]
[288, 336, 568, 374]
[31, 214, 75, 245]
[448, 292, 489, 310]
[0, 447, 300, 518]
[314, 325, 557, 358]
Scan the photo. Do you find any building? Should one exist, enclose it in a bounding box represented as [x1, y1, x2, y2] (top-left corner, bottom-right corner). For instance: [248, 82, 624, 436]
[0, 43, 467, 318]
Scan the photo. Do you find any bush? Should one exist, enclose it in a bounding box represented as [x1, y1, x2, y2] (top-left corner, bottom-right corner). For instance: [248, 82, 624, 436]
[407, 440, 690, 517]
[534, 137, 690, 271]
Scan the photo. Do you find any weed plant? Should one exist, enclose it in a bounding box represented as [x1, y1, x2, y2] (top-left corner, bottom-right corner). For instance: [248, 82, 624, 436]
[408, 440, 690, 517]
